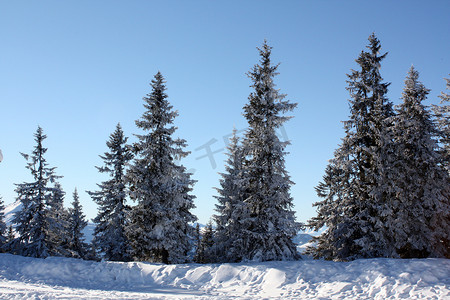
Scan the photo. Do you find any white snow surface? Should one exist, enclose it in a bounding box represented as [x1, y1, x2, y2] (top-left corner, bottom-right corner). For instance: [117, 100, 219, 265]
[1, 203, 448, 298]
[2, 200, 21, 225]
[0, 254, 448, 299]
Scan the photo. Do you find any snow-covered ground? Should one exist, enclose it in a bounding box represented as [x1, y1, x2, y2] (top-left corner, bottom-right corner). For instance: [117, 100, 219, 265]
[2, 201, 448, 299]
[0, 253, 448, 299]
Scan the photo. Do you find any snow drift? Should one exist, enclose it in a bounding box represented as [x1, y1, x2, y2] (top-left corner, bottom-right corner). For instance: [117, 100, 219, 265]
[0, 253, 448, 299]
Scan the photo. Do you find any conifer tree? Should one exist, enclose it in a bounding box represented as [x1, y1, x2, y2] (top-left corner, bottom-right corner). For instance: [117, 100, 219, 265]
[213, 129, 248, 262]
[385, 67, 450, 258]
[88, 123, 133, 261]
[0, 196, 6, 250]
[432, 77, 450, 172]
[194, 221, 215, 263]
[240, 41, 301, 262]
[12, 126, 61, 258]
[126, 72, 197, 264]
[308, 34, 395, 260]
[45, 182, 70, 256]
[193, 223, 201, 260]
[67, 188, 89, 259]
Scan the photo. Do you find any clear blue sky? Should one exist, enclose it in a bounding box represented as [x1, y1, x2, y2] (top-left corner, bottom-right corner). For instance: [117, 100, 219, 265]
[1, 1, 449, 224]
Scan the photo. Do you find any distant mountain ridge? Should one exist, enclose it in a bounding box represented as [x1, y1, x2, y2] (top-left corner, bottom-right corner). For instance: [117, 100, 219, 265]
[2, 200, 94, 243]
[2, 200, 22, 226]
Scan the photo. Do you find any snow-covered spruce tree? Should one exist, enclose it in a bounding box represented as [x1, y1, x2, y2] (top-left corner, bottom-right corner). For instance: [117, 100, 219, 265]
[308, 34, 395, 260]
[126, 72, 197, 264]
[194, 221, 215, 263]
[385, 67, 450, 258]
[193, 223, 201, 260]
[239, 41, 302, 262]
[12, 126, 62, 258]
[88, 123, 133, 261]
[0, 196, 6, 250]
[432, 77, 450, 173]
[45, 182, 70, 256]
[213, 128, 248, 262]
[67, 188, 89, 259]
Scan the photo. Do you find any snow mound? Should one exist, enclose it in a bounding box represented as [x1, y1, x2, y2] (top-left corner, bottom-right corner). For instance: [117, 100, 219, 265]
[0, 254, 448, 299]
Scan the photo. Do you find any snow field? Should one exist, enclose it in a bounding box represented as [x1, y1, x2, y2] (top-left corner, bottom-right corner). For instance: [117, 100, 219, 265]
[0, 253, 448, 299]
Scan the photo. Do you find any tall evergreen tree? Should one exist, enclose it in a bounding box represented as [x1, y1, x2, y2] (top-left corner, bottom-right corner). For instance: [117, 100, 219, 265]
[213, 128, 248, 262]
[308, 34, 395, 260]
[126, 72, 197, 264]
[67, 188, 89, 259]
[432, 77, 450, 172]
[88, 123, 133, 261]
[12, 126, 61, 258]
[239, 41, 301, 262]
[385, 67, 450, 258]
[45, 182, 70, 256]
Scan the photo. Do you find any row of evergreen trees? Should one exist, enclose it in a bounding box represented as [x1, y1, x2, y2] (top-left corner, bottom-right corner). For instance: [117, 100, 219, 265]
[91, 71, 198, 264]
[197, 35, 449, 262]
[86, 41, 301, 263]
[308, 34, 449, 260]
[0, 40, 300, 263]
[1, 34, 448, 262]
